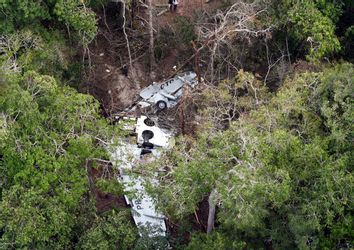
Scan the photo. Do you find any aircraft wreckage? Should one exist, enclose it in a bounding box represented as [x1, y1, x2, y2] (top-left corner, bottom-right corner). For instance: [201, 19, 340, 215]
[138, 71, 197, 110]
[110, 72, 198, 237]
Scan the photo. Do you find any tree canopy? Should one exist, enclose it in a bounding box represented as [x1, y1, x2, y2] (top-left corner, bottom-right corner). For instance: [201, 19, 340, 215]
[0, 0, 353, 249]
[147, 64, 353, 249]
[0, 0, 98, 45]
[0, 70, 136, 249]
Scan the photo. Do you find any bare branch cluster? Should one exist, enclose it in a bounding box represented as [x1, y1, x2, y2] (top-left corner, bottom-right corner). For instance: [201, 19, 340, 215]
[198, 1, 270, 42]
[195, 0, 272, 83]
[0, 32, 41, 72]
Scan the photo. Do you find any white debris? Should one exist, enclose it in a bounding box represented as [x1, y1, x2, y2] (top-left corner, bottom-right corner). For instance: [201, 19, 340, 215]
[136, 116, 172, 148]
[109, 116, 172, 237]
[138, 71, 198, 110]
[110, 138, 141, 170]
[122, 175, 166, 237]
[137, 101, 151, 109]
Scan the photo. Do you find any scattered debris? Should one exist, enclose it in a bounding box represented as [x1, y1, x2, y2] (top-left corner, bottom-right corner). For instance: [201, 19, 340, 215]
[157, 9, 169, 16]
[138, 71, 197, 110]
[122, 64, 129, 77]
[108, 72, 198, 237]
[110, 116, 173, 237]
[136, 116, 172, 148]
[122, 175, 167, 237]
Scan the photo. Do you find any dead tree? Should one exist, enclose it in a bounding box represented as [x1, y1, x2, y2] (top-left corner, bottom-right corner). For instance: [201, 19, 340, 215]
[207, 189, 217, 234]
[195, 0, 271, 83]
[111, 0, 133, 69]
[147, 0, 155, 74]
[131, 0, 137, 27]
[192, 41, 202, 83]
[263, 37, 290, 86]
[168, 1, 271, 81]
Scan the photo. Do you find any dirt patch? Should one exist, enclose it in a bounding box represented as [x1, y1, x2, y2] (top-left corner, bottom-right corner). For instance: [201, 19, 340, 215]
[81, 0, 221, 115]
[87, 52, 146, 114]
[152, 0, 222, 79]
[87, 161, 128, 213]
[83, 0, 219, 233]
[291, 59, 318, 73]
[166, 195, 210, 245]
[82, 6, 151, 114]
[154, 0, 221, 25]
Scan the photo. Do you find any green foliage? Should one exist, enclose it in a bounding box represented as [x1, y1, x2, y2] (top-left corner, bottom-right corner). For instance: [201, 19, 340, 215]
[78, 210, 138, 250]
[0, 29, 75, 81]
[0, 70, 115, 248]
[0, 186, 78, 248]
[149, 63, 354, 249]
[0, 113, 7, 142]
[200, 70, 271, 129]
[95, 179, 124, 196]
[53, 0, 97, 45]
[275, 0, 342, 60]
[0, 30, 42, 71]
[313, 63, 354, 152]
[0, 0, 50, 32]
[22, 30, 72, 78]
[187, 232, 246, 250]
[0, 0, 97, 46]
[146, 133, 228, 220]
[0, 29, 87, 91]
[134, 230, 170, 250]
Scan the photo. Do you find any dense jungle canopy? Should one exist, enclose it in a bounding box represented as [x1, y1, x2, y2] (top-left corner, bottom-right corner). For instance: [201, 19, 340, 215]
[0, 0, 353, 249]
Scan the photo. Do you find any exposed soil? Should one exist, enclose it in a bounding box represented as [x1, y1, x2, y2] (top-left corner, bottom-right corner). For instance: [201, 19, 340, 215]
[154, 0, 220, 24]
[87, 161, 128, 213]
[81, 0, 221, 114]
[152, 0, 222, 80]
[167, 195, 210, 245]
[291, 59, 318, 73]
[83, 0, 220, 240]
[82, 5, 151, 115]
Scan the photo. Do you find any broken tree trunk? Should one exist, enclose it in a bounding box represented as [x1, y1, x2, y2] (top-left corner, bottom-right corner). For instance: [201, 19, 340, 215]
[131, 0, 137, 27]
[147, 0, 155, 74]
[122, 0, 133, 69]
[112, 0, 133, 69]
[179, 84, 190, 134]
[207, 189, 217, 234]
[192, 41, 201, 83]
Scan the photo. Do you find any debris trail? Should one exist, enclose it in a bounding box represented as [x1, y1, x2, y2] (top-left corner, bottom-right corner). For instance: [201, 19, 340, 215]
[110, 116, 173, 237]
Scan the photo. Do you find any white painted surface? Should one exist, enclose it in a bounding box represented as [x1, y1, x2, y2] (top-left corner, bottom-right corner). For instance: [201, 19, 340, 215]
[110, 116, 172, 237]
[122, 174, 166, 237]
[136, 116, 172, 147]
[138, 71, 198, 109]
